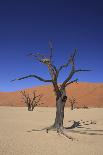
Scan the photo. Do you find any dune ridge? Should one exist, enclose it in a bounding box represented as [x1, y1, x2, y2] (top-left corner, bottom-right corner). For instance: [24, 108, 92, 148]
[0, 82, 103, 107]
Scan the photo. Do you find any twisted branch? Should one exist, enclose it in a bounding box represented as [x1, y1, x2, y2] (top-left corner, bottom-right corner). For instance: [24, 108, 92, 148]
[11, 74, 52, 83]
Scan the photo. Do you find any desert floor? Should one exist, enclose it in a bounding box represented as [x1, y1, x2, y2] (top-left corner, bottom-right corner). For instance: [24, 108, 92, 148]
[0, 107, 103, 155]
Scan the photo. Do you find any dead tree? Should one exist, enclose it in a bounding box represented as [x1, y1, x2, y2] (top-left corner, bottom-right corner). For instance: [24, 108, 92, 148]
[20, 90, 43, 111]
[69, 97, 77, 110]
[11, 41, 90, 138]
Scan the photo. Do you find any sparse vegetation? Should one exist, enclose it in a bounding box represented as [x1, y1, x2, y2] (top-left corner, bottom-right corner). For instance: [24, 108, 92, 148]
[20, 90, 43, 111]
[69, 96, 77, 110]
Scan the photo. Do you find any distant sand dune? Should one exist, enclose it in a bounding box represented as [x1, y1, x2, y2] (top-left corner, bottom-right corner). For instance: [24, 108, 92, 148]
[0, 82, 103, 107]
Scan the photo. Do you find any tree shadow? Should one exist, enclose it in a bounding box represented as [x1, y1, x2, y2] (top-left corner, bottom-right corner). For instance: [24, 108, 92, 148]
[64, 120, 103, 136]
[27, 120, 103, 137]
[65, 121, 83, 129]
[67, 129, 103, 136]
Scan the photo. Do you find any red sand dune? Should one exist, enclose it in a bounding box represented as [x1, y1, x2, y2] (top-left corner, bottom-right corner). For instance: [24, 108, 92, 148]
[0, 82, 103, 107]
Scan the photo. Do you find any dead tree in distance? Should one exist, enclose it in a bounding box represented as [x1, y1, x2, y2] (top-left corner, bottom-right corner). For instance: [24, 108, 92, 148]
[11, 41, 90, 138]
[20, 90, 43, 111]
[69, 96, 77, 110]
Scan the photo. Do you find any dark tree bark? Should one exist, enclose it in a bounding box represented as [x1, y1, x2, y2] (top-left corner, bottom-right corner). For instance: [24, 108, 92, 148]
[54, 89, 67, 129]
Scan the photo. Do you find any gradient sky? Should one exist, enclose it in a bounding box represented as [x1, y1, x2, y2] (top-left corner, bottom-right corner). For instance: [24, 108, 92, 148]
[0, 0, 103, 92]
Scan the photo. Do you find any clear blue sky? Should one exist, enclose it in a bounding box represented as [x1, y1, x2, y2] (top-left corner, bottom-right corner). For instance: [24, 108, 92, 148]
[0, 0, 103, 92]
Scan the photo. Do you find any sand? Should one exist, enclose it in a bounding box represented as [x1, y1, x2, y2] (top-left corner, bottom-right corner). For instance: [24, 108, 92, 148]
[0, 107, 103, 155]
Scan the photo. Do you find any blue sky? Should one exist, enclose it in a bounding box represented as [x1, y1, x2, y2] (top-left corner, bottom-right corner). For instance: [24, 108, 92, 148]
[0, 0, 103, 92]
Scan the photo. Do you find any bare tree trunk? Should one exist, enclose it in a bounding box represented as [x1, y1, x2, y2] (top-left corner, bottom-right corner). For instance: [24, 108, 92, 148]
[54, 89, 67, 129]
[28, 103, 32, 111]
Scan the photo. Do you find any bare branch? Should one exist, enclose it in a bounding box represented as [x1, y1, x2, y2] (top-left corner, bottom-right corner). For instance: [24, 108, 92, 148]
[58, 49, 77, 74]
[65, 78, 78, 87]
[48, 40, 53, 62]
[11, 74, 52, 83]
[20, 90, 43, 111]
[47, 64, 58, 81]
[75, 69, 91, 72]
[28, 51, 58, 81]
[35, 96, 42, 103]
[28, 53, 58, 84]
[27, 44, 58, 82]
[61, 70, 75, 89]
[61, 68, 91, 89]
[69, 96, 77, 110]
[69, 49, 77, 64]
[60, 49, 91, 89]
[58, 61, 70, 73]
[27, 52, 47, 63]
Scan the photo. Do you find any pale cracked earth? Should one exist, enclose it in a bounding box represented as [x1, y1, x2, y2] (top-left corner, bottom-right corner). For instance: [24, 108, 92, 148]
[0, 107, 103, 155]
